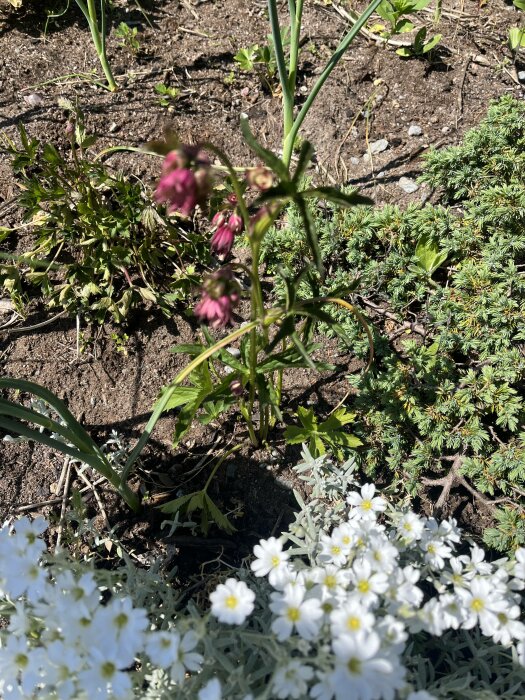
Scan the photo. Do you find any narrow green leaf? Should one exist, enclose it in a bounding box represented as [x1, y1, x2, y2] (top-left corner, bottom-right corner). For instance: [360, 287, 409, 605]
[240, 116, 290, 182]
[302, 187, 372, 208]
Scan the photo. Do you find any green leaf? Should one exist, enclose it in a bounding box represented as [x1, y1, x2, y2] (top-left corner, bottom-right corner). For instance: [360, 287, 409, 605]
[319, 408, 357, 431]
[240, 115, 290, 182]
[204, 493, 236, 533]
[234, 47, 258, 72]
[297, 405, 316, 430]
[514, 0, 525, 9]
[292, 141, 315, 184]
[159, 491, 195, 514]
[422, 33, 442, 54]
[295, 196, 323, 275]
[160, 386, 202, 412]
[284, 425, 311, 444]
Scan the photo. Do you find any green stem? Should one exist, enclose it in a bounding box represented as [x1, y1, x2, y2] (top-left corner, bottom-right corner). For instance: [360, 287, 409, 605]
[268, 1, 294, 148]
[75, 0, 117, 91]
[288, 0, 304, 104]
[121, 320, 260, 482]
[282, 0, 382, 166]
[203, 444, 243, 492]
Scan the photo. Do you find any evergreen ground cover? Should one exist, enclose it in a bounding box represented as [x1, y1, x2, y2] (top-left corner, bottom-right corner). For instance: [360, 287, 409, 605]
[263, 96, 525, 551]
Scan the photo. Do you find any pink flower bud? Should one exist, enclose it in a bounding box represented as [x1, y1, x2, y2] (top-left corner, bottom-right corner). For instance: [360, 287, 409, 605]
[228, 213, 244, 234]
[194, 267, 241, 328]
[211, 224, 235, 256]
[154, 168, 198, 218]
[155, 147, 211, 217]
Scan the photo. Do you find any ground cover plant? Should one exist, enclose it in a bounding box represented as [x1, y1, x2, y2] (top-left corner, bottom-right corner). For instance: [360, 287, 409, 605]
[1, 1, 525, 698]
[0, 109, 206, 322]
[262, 95, 525, 551]
[1, 451, 525, 699]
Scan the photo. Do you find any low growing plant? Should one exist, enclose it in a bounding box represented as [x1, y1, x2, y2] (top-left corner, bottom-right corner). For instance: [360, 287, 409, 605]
[262, 95, 525, 551]
[0, 117, 205, 322]
[1, 451, 525, 699]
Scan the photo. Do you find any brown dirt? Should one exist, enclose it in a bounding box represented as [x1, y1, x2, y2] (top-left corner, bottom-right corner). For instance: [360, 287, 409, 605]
[0, 0, 523, 559]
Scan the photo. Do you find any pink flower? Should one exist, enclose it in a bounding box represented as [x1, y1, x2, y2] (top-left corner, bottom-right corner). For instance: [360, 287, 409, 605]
[210, 211, 244, 256]
[155, 168, 199, 217]
[194, 267, 241, 328]
[154, 147, 210, 218]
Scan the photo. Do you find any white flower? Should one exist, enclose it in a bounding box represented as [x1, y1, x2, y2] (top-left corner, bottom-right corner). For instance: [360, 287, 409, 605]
[330, 599, 375, 638]
[319, 533, 348, 567]
[514, 548, 525, 579]
[396, 512, 425, 543]
[311, 565, 350, 598]
[349, 559, 389, 607]
[145, 629, 203, 683]
[331, 522, 356, 555]
[437, 593, 465, 630]
[347, 484, 387, 520]
[198, 678, 222, 700]
[78, 647, 132, 699]
[330, 631, 403, 700]
[272, 660, 314, 699]
[491, 605, 525, 645]
[456, 576, 509, 636]
[270, 583, 323, 640]
[310, 671, 336, 700]
[363, 535, 398, 574]
[251, 537, 290, 585]
[420, 538, 452, 569]
[209, 578, 255, 625]
[376, 614, 407, 651]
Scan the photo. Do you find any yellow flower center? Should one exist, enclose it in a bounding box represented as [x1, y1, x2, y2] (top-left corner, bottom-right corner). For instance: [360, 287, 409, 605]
[331, 545, 341, 555]
[347, 657, 362, 675]
[361, 500, 372, 511]
[347, 616, 361, 631]
[15, 653, 28, 669]
[225, 595, 238, 609]
[271, 555, 280, 567]
[427, 544, 436, 554]
[324, 575, 337, 589]
[286, 607, 301, 622]
[470, 598, 484, 613]
[101, 661, 116, 680]
[114, 613, 128, 630]
[357, 580, 370, 594]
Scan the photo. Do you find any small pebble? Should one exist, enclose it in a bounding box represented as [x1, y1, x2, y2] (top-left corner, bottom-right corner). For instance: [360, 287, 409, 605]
[441, 126, 451, 134]
[369, 138, 389, 154]
[350, 157, 360, 165]
[398, 176, 419, 194]
[377, 171, 386, 178]
[408, 124, 422, 137]
[518, 71, 525, 82]
[23, 92, 43, 107]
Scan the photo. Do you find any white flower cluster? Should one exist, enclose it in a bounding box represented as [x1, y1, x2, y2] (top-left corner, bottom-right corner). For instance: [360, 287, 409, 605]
[0, 517, 203, 699]
[1, 474, 525, 700]
[210, 483, 525, 700]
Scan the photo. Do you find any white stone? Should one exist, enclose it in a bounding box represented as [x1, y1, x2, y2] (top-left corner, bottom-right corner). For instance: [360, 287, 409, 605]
[518, 71, 525, 82]
[369, 138, 389, 154]
[398, 177, 419, 194]
[408, 124, 422, 136]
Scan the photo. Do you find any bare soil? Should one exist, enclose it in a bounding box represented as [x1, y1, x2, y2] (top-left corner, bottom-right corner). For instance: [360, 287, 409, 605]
[0, 0, 523, 563]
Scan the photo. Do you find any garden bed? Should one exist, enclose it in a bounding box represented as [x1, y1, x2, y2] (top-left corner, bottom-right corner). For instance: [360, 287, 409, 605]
[1, 1, 525, 698]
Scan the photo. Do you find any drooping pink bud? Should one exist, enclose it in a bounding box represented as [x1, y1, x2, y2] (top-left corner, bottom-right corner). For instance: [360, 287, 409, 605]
[228, 212, 243, 234]
[210, 211, 244, 256]
[194, 267, 241, 328]
[155, 147, 210, 218]
[154, 168, 199, 218]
